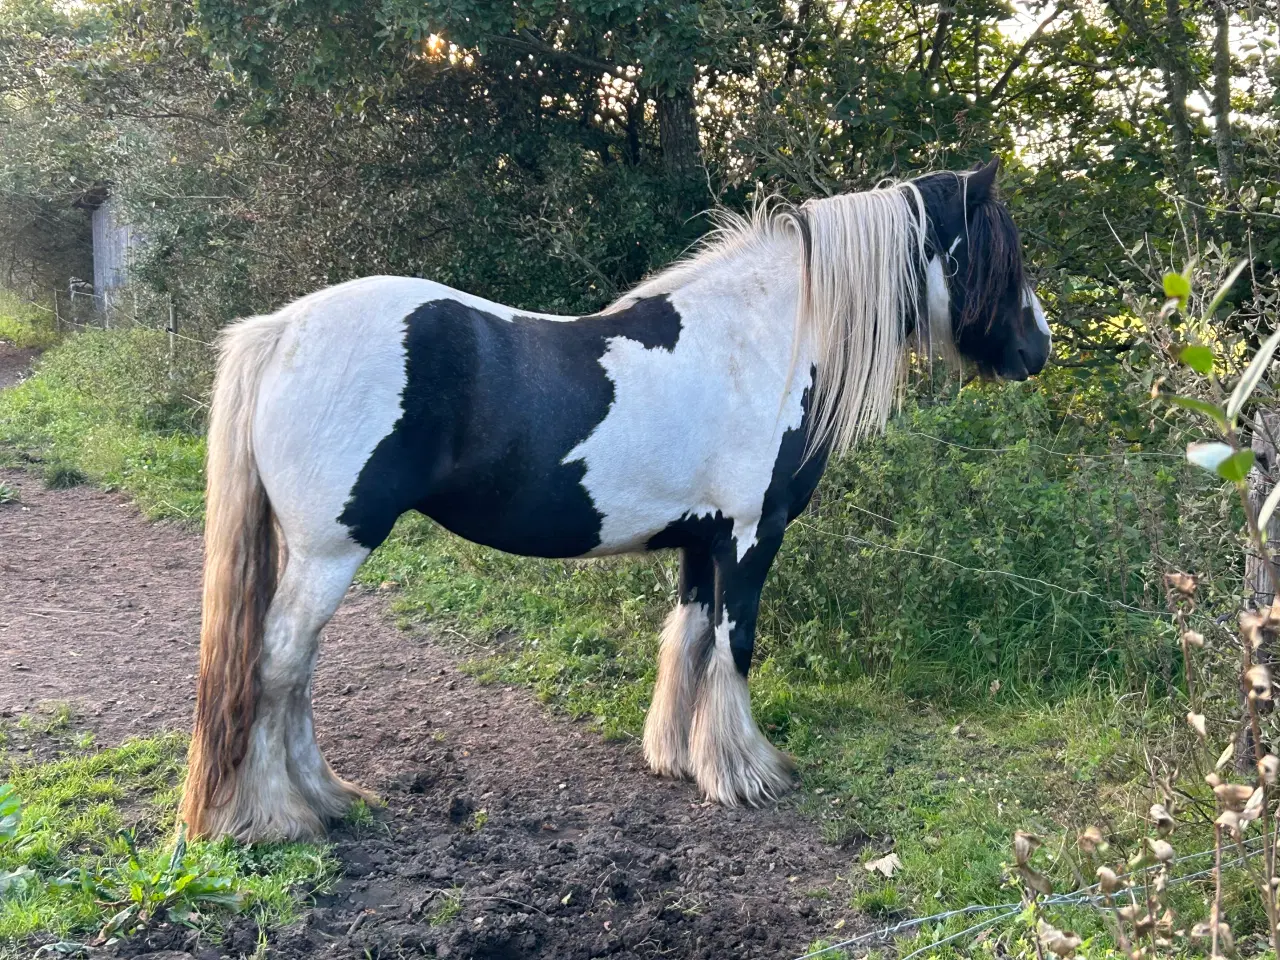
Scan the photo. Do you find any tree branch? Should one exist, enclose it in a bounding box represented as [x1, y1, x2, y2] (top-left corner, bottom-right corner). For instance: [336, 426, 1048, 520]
[485, 32, 621, 76]
[985, 4, 1065, 104]
[925, 3, 955, 78]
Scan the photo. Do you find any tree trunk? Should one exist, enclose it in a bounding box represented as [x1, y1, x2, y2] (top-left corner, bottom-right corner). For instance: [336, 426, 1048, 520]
[1212, 0, 1236, 192]
[658, 93, 700, 179]
[1160, 0, 1200, 206]
[925, 3, 955, 79]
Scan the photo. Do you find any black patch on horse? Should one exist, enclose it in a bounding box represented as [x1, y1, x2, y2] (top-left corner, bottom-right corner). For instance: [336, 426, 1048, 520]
[338, 295, 681, 555]
[644, 369, 826, 677]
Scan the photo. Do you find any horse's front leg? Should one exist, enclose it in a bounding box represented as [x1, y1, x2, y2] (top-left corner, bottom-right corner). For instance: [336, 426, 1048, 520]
[689, 519, 797, 806]
[643, 544, 715, 779]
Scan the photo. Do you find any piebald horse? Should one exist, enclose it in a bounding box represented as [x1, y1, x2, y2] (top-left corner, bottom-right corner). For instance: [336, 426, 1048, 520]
[182, 160, 1051, 841]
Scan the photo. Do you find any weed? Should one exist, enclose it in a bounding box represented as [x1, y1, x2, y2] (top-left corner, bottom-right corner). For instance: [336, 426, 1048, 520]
[0, 734, 336, 944]
[42, 462, 85, 490]
[853, 884, 905, 918]
[54, 826, 243, 937]
[0, 784, 20, 841]
[344, 798, 375, 829]
[0, 483, 17, 504]
[469, 808, 489, 832]
[428, 888, 463, 926]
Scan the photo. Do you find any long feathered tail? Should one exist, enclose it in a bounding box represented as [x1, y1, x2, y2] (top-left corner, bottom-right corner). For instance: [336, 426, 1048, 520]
[180, 313, 290, 837]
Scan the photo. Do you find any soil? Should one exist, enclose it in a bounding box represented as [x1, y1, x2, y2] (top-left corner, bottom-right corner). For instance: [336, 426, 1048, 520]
[1, 462, 863, 959]
[0, 342, 40, 390]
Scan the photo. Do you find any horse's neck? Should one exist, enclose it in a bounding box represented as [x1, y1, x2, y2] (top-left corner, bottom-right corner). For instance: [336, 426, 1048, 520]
[627, 234, 807, 355]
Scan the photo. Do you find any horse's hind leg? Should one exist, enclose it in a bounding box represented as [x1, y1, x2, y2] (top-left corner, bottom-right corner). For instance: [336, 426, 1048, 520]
[643, 545, 715, 779]
[218, 541, 369, 840]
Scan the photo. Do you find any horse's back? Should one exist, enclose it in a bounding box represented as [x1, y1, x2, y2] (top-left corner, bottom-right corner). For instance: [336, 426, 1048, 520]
[244, 274, 810, 563]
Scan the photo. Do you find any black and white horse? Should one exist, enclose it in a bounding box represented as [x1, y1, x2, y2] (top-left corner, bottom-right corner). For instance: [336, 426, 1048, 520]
[182, 160, 1051, 841]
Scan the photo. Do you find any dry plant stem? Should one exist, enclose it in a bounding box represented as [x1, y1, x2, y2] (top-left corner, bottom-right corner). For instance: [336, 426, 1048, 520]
[1104, 892, 1133, 956]
[1213, 822, 1224, 960]
[1236, 481, 1280, 948]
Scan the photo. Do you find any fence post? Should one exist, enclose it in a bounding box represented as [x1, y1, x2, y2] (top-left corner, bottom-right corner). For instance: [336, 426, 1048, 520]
[1247, 409, 1280, 606]
[52, 289, 60, 334]
[168, 297, 176, 380]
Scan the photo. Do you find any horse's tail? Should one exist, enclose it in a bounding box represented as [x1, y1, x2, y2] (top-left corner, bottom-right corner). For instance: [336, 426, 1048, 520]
[181, 312, 291, 838]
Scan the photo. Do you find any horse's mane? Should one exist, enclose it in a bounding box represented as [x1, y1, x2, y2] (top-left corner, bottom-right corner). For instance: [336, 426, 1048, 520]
[610, 182, 929, 457]
[960, 194, 1024, 333]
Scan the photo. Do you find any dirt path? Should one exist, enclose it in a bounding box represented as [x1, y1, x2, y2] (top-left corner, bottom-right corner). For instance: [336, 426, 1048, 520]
[0, 465, 860, 959]
[0, 342, 40, 390]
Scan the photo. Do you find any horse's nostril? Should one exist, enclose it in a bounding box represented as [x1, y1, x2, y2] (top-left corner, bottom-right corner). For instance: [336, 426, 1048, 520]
[1018, 344, 1047, 376]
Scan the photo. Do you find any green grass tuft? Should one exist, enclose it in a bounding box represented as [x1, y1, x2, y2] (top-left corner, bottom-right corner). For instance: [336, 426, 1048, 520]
[42, 463, 87, 489]
[0, 291, 60, 350]
[0, 730, 337, 945]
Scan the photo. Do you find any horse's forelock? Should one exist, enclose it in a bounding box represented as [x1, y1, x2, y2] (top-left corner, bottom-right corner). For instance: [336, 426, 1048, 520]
[961, 199, 1024, 332]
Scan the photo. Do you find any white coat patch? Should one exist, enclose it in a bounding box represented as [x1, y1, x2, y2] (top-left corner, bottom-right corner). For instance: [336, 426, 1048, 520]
[564, 247, 810, 562]
[925, 256, 949, 330]
[1024, 286, 1051, 339]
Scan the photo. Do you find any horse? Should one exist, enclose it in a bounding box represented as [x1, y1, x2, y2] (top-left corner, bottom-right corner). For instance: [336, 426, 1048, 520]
[181, 159, 1051, 842]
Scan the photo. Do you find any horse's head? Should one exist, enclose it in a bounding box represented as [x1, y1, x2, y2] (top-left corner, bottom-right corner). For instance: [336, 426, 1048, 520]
[911, 159, 1050, 381]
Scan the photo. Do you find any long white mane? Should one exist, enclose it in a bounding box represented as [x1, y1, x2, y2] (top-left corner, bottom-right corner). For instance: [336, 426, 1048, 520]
[613, 183, 928, 457]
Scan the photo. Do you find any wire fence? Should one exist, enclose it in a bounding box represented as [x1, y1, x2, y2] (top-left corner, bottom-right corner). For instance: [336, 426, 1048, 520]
[791, 519, 1165, 616]
[793, 836, 1266, 960]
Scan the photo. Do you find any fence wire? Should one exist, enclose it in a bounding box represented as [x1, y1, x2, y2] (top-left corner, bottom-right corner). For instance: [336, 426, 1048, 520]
[792, 836, 1265, 960]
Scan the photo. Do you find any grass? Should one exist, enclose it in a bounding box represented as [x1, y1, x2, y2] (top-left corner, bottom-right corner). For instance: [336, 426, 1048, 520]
[0, 712, 337, 949]
[0, 291, 59, 351]
[0, 326, 208, 522]
[0, 324, 1240, 950]
[355, 514, 1209, 918]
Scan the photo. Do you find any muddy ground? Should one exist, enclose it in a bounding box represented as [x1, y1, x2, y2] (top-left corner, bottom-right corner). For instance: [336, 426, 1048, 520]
[0, 461, 864, 959]
[0, 342, 39, 390]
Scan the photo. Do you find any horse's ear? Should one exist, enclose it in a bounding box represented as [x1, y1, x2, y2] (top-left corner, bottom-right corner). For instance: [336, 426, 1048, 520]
[966, 158, 1000, 208]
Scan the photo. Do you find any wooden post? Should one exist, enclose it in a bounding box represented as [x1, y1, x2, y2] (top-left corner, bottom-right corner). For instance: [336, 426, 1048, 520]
[1239, 407, 1280, 769]
[52, 289, 60, 333]
[168, 297, 176, 380]
[1247, 408, 1280, 608]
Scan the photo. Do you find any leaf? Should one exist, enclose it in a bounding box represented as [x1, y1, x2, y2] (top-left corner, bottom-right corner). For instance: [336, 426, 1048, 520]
[1216, 741, 1235, 770]
[1167, 395, 1226, 427]
[1204, 259, 1250, 319]
[0, 785, 20, 843]
[1227, 327, 1280, 424]
[1176, 345, 1215, 374]
[1163, 271, 1191, 304]
[1218, 449, 1256, 483]
[864, 852, 902, 877]
[1258, 480, 1280, 533]
[1186, 441, 1233, 473]
[0, 866, 34, 895]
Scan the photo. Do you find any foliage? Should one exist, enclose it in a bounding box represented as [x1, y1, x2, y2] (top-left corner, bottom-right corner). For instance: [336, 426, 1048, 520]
[0, 327, 207, 521]
[2, 0, 1277, 350]
[0, 291, 59, 351]
[976, 264, 1280, 960]
[0, 725, 336, 944]
[52, 827, 242, 938]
